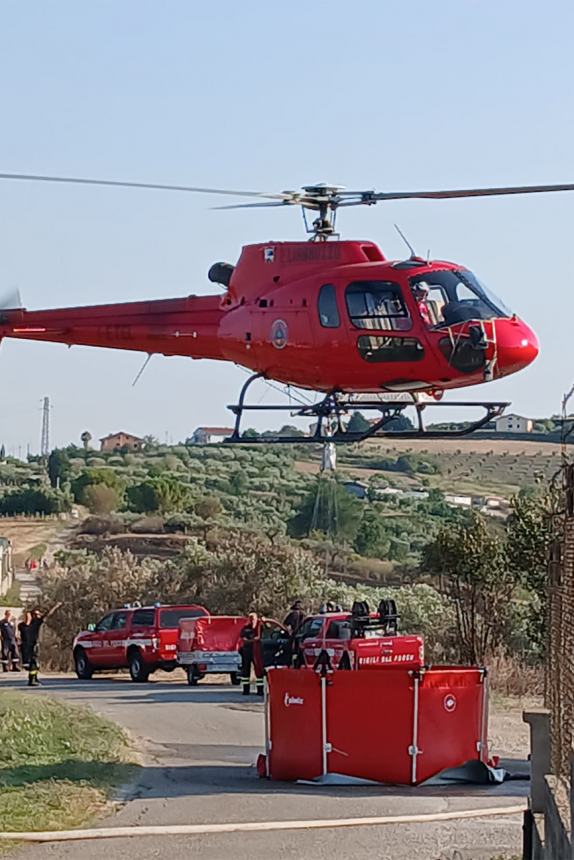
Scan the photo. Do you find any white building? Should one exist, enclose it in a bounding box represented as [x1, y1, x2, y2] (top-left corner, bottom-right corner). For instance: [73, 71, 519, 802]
[0, 538, 13, 597]
[445, 494, 473, 508]
[191, 427, 235, 444]
[494, 413, 533, 434]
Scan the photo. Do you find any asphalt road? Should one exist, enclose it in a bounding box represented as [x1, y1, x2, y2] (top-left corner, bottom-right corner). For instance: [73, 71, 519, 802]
[2, 672, 528, 860]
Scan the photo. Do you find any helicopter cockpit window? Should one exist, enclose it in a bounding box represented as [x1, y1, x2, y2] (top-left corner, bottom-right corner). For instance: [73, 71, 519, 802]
[318, 284, 340, 328]
[346, 281, 411, 332]
[410, 270, 512, 327]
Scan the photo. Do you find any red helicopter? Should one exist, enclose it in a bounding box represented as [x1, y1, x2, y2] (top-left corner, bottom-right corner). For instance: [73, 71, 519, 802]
[0, 173, 567, 444]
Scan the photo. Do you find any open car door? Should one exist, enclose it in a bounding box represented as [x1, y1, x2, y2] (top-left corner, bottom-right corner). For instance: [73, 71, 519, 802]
[259, 619, 291, 669]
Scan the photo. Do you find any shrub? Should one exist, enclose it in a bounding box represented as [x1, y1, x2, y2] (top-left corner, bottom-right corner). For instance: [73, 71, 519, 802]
[0, 488, 70, 515]
[164, 513, 196, 533]
[195, 497, 222, 520]
[126, 477, 192, 514]
[80, 516, 125, 536]
[130, 516, 165, 534]
[82, 484, 120, 515]
[71, 468, 124, 505]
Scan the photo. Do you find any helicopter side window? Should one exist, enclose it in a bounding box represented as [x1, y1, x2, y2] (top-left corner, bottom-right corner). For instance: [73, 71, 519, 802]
[357, 335, 424, 363]
[318, 284, 340, 328]
[346, 281, 411, 332]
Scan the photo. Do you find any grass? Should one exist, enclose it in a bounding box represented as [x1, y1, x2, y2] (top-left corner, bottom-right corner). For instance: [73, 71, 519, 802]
[0, 581, 20, 608]
[0, 691, 137, 835]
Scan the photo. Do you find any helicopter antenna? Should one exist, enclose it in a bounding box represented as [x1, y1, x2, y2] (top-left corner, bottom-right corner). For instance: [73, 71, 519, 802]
[394, 223, 416, 258]
[132, 353, 153, 387]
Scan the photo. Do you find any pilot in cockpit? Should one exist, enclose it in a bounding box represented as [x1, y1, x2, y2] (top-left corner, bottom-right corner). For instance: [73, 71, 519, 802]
[411, 284, 431, 326]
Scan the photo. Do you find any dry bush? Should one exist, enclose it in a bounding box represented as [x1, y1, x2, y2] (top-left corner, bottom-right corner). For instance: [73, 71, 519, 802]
[129, 516, 165, 534]
[79, 515, 125, 536]
[39, 547, 163, 670]
[488, 653, 543, 697]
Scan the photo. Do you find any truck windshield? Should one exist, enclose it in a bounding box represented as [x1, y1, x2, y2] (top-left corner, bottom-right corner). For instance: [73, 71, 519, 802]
[159, 608, 207, 628]
[410, 269, 512, 326]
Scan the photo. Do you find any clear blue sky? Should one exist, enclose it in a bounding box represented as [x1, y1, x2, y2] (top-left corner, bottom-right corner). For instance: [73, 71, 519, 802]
[0, 0, 573, 453]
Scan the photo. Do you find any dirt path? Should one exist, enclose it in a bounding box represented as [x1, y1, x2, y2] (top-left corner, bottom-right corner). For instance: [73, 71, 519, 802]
[1, 517, 78, 606]
[0, 519, 72, 566]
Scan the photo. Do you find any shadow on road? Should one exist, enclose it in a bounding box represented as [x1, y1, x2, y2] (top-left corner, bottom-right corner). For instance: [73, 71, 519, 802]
[0, 675, 253, 706]
[0, 758, 529, 803]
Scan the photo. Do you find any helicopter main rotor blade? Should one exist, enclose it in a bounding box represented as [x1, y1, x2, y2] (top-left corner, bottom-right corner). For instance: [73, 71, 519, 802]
[368, 183, 574, 202]
[0, 172, 289, 201]
[3, 172, 574, 212]
[212, 201, 292, 210]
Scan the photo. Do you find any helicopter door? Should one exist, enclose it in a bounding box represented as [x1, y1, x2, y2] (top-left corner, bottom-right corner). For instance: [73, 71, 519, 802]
[344, 280, 425, 365]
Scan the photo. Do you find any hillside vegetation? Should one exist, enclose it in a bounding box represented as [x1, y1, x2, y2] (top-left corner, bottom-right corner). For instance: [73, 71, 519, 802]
[0, 437, 558, 581]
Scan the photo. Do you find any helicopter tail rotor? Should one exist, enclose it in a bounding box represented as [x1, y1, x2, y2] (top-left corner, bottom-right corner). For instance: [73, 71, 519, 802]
[0, 288, 22, 310]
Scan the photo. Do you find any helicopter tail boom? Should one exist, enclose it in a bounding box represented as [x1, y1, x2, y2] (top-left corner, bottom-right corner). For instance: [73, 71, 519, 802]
[0, 294, 226, 360]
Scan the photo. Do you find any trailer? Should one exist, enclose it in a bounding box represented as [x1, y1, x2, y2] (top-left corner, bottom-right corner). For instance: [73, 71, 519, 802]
[177, 615, 245, 685]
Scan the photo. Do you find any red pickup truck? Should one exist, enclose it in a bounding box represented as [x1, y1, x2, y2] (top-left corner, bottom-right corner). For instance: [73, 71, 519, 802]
[296, 605, 424, 671]
[73, 603, 208, 682]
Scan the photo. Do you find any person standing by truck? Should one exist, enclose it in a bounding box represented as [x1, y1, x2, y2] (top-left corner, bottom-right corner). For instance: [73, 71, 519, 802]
[283, 600, 304, 636]
[239, 612, 264, 697]
[0, 609, 19, 672]
[283, 600, 305, 667]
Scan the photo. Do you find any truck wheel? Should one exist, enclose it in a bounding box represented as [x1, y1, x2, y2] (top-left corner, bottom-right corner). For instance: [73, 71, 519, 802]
[186, 666, 201, 686]
[74, 648, 93, 680]
[230, 672, 241, 686]
[128, 650, 150, 683]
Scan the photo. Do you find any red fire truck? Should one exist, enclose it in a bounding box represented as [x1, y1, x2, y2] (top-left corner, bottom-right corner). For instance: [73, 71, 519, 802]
[296, 600, 424, 671]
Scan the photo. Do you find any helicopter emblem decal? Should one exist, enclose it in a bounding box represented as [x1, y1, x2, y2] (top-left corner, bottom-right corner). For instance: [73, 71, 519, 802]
[270, 319, 288, 349]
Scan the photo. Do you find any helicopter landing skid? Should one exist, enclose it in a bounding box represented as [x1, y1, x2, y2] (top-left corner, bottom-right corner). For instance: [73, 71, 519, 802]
[225, 373, 508, 444]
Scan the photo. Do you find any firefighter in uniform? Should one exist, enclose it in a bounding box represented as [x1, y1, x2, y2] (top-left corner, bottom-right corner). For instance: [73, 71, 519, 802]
[18, 611, 33, 670]
[239, 612, 264, 697]
[21, 603, 62, 686]
[0, 609, 19, 671]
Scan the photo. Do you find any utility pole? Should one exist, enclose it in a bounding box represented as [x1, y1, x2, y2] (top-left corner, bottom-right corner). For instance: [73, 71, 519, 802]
[40, 396, 50, 458]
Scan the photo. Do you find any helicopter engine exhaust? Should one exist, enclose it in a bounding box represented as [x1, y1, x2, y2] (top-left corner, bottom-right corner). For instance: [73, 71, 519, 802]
[208, 262, 234, 288]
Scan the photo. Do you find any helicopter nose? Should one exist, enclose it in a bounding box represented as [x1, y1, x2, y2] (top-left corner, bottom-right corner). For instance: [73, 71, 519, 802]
[494, 318, 539, 377]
